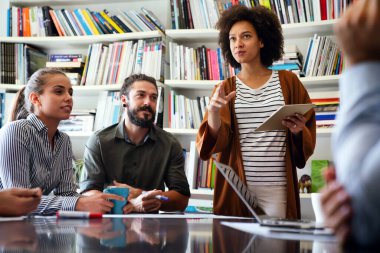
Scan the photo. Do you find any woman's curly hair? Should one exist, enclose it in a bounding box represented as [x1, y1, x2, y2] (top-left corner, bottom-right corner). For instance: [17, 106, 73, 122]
[216, 5, 284, 68]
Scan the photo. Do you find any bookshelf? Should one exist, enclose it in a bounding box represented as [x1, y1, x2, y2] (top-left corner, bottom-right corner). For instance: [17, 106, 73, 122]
[0, 0, 344, 216]
[164, 75, 340, 89]
[164, 2, 343, 218]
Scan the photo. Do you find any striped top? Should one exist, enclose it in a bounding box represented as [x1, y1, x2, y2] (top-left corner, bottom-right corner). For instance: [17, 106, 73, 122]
[235, 71, 287, 186]
[0, 114, 79, 215]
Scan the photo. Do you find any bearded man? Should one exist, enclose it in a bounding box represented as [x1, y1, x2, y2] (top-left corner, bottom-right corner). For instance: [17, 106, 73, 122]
[80, 74, 190, 213]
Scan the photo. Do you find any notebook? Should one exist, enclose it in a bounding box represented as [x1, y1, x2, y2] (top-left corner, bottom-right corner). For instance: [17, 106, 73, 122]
[255, 104, 314, 132]
[214, 161, 325, 230]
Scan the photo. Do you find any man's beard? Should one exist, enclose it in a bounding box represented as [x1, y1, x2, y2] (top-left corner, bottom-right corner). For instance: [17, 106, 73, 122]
[127, 105, 155, 128]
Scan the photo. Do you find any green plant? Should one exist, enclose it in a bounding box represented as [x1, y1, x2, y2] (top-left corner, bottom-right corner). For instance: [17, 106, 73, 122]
[73, 159, 84, 183]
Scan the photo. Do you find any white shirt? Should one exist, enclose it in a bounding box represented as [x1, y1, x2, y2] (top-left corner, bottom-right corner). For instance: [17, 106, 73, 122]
[235, 71, 287, 186]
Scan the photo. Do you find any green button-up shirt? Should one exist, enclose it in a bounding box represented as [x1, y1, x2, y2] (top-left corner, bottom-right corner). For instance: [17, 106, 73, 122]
[80, 120, 190, 197]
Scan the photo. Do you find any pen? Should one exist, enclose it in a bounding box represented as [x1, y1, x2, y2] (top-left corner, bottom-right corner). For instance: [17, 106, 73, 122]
[141, 191, 169, 201]
[155, 195, 169, 201]
[56, 211, 103, 219]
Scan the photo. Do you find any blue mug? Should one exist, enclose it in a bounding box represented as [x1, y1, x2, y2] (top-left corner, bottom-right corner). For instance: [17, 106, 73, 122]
[103, 187, 129, 214]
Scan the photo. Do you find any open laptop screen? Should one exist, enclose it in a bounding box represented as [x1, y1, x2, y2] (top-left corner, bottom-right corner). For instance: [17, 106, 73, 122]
[214, 161, 324, 230]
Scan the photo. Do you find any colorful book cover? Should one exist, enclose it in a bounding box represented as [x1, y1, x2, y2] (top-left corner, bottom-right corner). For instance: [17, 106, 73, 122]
[311, 160, 329, 192]
[73, 9, 92, 35]
[100, 10, 124, 33]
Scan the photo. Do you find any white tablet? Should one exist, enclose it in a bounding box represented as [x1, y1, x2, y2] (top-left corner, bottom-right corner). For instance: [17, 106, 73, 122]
[255, 104, 314, 132]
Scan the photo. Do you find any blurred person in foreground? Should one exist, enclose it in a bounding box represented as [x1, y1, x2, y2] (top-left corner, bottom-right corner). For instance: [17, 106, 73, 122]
[320, 0, 380, 247]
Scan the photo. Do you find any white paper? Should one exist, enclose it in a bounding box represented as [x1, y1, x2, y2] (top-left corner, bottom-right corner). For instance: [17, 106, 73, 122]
[103, 213, 250, 219]
[0, 216, 25, 222]
[221, 222, 336, 242]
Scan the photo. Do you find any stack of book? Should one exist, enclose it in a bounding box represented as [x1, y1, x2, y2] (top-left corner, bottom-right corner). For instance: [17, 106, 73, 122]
[270, 45, 303, 76]
[46, 54, 84, 85]
[7, 6, 165, 37]
[303, 34, 344, 77]
[311, 97, 339, 128]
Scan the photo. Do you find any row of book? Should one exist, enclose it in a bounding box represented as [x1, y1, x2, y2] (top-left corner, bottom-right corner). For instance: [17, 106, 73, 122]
[170, 0, 355, 29]
[7, 6, 165, 37]
[311, 97, 339, 128]
[81, 39, 164, 86]
[185, 141, 215, 190]
[169, 42, 238, 81]
[169, 39, 336, 82]
[0, 42, 47, 85]
[303, 35, 344, 77]
[93, 88, 164, 132]
[0, 38, 164, 86]
[169, 92, 209, 129]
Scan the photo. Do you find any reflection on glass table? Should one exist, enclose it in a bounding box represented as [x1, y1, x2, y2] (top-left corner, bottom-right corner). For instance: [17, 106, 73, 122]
[76, 217, 188, 252]
[0, 220, 38, 251]
[0, 216, 362, 253]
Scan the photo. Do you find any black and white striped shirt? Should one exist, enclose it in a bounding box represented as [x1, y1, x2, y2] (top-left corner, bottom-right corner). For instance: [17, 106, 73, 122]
[0, 114, 79, 215]
[235, 71, 287, 186]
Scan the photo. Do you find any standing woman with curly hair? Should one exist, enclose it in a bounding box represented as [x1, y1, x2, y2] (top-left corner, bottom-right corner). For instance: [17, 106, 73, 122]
[197, 5, 316, 219]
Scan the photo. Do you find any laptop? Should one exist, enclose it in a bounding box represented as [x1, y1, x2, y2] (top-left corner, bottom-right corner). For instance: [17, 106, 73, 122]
[214, 161, 325, 230]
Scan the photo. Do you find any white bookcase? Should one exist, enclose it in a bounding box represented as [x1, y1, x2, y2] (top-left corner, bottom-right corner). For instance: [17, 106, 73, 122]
[0, 0, 340, 217]
[164, 19, 340, 218]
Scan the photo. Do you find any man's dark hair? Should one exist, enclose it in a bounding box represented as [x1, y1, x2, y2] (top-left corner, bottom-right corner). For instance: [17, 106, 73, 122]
[120, 74, 157, 98]
[216, 5, 284, 68]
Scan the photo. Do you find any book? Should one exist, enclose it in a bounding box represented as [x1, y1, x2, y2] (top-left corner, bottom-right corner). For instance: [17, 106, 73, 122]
[49, 10, 65, 36]
[140, 7, 165, 32]
[311, 160, 329, 193]
[154, 86, 164, 128]
[46, 61, 83, 68]
[49, 54, 83, 62]
[41, 6, 59, 36]
[255, 104, 314, 131]
[73, 8, 92, 35]
[64, 72, 81, 86]
[100, 10, 124, 33]
[24, 45, 48, 80]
